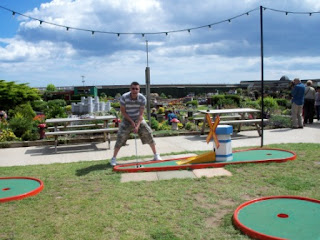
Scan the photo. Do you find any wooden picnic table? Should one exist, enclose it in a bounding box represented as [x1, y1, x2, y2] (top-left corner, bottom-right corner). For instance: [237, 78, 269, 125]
[198, 108, 268, 135]
[45, 115, 118, 152]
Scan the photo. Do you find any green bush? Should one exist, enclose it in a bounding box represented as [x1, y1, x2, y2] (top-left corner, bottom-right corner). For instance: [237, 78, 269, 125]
[0, 129, 19, 142]
[32, 100, 48, 112]
[185, 122, 196, 131]
[186, 100, 198, 107]
[157, 107, 165, 114]
[21, 129, 39, 141]
[225, 95, 240, 106]
[275, 98, 290, 108]
[211, 95, 225, 106]
[242, 100, 260, 109]
[257, 97, 279, 115]
[282, 109, 291, 116]
[111, 102, 120, 108]
[45, 100, 67, 119]
[150, 117, 159, 131]
[9, 113, 37, 138]
[9, 102, 36, 120]
[216, 98, 237, 109]
[158, 121, 171, 130]
[269, 115, 292, 128]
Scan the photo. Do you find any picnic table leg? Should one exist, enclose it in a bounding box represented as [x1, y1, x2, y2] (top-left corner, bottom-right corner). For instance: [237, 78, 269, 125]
[238, 113, 245, 132]
[201, 115, 206, 135]
[108, 133, 111, 149]
[255, 123, 262, 136]
[54, 136, 58, 153]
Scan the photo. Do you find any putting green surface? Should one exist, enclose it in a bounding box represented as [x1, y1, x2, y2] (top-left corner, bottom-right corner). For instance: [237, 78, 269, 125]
[116, 149, 295, 170]
[0, 178, 42, 200]
[235, 197, 320, 240]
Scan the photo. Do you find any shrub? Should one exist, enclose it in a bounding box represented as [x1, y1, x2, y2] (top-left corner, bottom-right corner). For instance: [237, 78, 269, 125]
[9, 113, 37, 138]
[211, 95, 225, 106]
[257, 97, 279, 115]
[150, 117, 159, 130]
[186, 100, 198, 108]
[269, 115, 292, 128]
[225, 95, 241, 106]
[217, 98, 237, 109]
[33, 114, 46, 124]
[0, 129, 19, 142]
[242, 100, 260, 109]
[275, 98, 290, 108]
[282, 109, 291, 116]
[45, 99, 67, 118]
[21, 129, 39, 141]
[9, 103, 36, 120]
[158, 121, 171, 130]
[185, 122, 196, 131]
[32, 100, 48, 112]
[157, 107, 165, 114]
[111, 102, 120, 108]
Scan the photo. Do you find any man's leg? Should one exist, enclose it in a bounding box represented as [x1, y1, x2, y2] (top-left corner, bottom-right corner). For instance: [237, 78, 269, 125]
[138, 120, 162, 160]
[110, 120, 132, 166]
[291, 103, 298, 128]
[297, 105, 303, 127]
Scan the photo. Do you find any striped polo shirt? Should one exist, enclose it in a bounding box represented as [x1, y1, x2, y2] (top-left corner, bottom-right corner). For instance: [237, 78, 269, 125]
[120, 91, 146, 121]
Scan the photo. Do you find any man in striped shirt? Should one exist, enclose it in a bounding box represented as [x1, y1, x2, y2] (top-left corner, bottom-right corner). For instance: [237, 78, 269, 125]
[110, 82, 161, 166]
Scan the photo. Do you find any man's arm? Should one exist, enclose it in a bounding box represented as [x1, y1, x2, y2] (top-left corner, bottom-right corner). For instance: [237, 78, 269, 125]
[120, 105, 135, 127]
[134, 106, 145, 132]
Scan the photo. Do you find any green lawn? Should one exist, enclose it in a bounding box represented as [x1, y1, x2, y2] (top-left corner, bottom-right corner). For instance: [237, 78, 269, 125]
[1, 143, 319, 240]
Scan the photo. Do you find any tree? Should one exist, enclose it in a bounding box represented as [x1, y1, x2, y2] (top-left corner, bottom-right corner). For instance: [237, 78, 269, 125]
[46, 84, 57, 92]
[0, 80, 40, 112]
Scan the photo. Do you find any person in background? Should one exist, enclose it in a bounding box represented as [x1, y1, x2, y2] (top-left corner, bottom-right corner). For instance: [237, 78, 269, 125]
[167, 110, 178, 125]
[151, 108, 157, 119]
[315, 87, 320, 122]
[110, 82, 161, 166]
[291, 78, 305, 129]
[0, 110, 7, 122]
[303, 80, 316, 124]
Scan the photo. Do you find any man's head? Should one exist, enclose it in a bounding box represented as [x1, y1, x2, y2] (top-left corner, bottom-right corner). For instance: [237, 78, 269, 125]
[130, 82, 140, 98]
[293, 78, 301, 85]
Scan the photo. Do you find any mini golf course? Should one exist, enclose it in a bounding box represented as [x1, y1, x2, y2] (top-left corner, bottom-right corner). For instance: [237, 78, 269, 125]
[233, 196, 320, 240]
[0, 177, 44, 203]
[113, 148, 296, 173]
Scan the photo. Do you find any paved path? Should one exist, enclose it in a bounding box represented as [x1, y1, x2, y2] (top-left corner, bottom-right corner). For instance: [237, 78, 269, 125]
[1, 122, 319, 181]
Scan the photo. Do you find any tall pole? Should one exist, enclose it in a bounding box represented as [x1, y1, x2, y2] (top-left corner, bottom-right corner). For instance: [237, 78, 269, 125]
[260, 6, 264, 147]
[145, 40, 151, 126]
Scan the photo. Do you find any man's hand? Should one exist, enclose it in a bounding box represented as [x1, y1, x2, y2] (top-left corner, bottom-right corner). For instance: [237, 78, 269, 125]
[133, 121, 140, 133]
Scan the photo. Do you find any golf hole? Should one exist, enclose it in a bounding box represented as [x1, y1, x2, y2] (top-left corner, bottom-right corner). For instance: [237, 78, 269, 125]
[277, 213, 289, 218]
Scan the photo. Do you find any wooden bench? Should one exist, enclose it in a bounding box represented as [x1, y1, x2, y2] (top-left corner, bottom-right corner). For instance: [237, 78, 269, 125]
[219, 119, 269, 136]
[47, 123, 105, 131]
[46, 128, 119, 153]
[194, 114, 241, 123]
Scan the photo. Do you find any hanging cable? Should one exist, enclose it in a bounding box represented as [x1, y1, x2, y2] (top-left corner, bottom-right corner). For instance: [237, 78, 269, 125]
[0, 5, 259, 37]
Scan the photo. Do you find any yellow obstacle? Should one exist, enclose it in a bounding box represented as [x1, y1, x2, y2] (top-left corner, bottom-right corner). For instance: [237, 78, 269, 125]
[176, 114, 220, 165]
[176, 151, 216, 165]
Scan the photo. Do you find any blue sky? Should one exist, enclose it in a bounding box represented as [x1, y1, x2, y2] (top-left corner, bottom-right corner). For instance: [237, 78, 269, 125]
[1, 0, 320, 87]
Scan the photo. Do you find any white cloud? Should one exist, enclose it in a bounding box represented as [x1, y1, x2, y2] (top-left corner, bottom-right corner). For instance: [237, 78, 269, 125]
[1, 0, 320, 87]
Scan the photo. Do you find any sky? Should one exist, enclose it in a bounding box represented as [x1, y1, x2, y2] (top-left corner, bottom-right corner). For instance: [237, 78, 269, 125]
[1, 0, 320, 88]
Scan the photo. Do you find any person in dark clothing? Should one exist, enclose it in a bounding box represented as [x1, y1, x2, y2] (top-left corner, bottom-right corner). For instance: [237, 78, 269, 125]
[303, 80, 316, 124]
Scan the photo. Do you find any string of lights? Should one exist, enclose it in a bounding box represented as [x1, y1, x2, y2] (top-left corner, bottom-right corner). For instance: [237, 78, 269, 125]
[1, 5, 320, 37]
[0, 5, 259, 37]
[263, 6, 320, 16]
